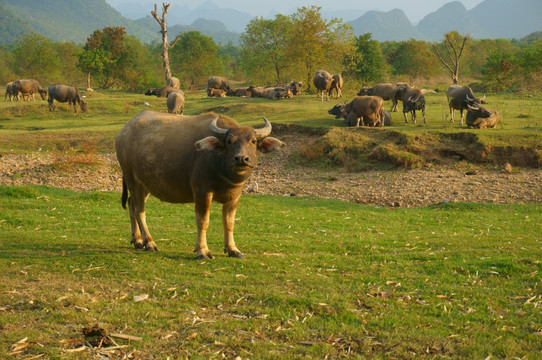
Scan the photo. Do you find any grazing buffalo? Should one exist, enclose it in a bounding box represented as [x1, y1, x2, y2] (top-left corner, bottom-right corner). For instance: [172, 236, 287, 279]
[328, 103, 390, 127]
[287, 81, 303, 95]
[357, 83, 400, 112]
[11, 79, 47, 101]
[4, 82, 14, 102]
[166, 76, 180, 89]
[115, 111, 285, 258]
[466, 104, 499, 129]
[167, 91, 184, 115]
[48, 84, 88, 113]
[447, 85, 486, 125]
[342, 96, 384, 127]
[145, 86, 183, 98]
[330, 74, 343, 98]
[313, 70, 334, 101]
[207, 88, 226, 97]
[207, 76, 232, 93]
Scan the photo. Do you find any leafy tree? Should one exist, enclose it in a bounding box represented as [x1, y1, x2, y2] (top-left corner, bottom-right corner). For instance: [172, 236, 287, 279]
[465, 38, 516, 78]
[349, 33, 388, 83]
[54, 42, 85, 86]
[289, 6, 354, 89]
[389, 39, 440, 79]
[170, 31, 223, 89]
[11, 33, 59, 81]
[0, 47, 16, 84]
[78, 48, 111, 90]
[240, 15, 292, 84]
[481, 49, 516, 92]
[82, 26, 127, 88]
[116, 35, 156, 90]
[218, 42, 244, 81]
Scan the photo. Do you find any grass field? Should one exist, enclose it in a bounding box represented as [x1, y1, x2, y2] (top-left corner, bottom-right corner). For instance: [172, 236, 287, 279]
[0, 186, 540, 359]
[0, 87, 541, 358]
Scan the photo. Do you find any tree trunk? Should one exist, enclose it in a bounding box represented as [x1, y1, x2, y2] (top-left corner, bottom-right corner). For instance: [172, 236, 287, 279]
[87, 73, 91, 90]
[151, 3, 180, 85]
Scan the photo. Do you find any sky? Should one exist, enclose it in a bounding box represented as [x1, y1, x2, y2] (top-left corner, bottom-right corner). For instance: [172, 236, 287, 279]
[106, 0, 486, 24]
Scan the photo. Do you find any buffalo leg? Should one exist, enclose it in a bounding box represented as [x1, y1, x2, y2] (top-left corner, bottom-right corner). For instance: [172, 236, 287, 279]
[194, 192, 214, 259]
[422, 108, 427, 124]
[222, 196, 244, 259]
[459, 109, 464, 125]
[129, 186, 158, 251]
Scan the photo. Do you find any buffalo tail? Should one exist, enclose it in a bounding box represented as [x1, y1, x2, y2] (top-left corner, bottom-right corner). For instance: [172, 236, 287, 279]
[121, 178, 128, 209]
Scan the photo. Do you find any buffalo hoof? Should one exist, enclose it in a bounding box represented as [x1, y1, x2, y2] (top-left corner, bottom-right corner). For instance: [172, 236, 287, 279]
[226, 249, 245, 259]
[145, 242, 159, 251]
[197, 253, 214, 260]
[134, 241, 145, 250]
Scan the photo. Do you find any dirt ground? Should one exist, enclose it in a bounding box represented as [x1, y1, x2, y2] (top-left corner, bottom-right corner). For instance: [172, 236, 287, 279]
[0, 132, 540, 207]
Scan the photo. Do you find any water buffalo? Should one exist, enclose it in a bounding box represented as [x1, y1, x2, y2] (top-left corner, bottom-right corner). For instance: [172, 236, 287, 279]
[4, 82, 14, 102]
[207, 76, 232, 93]
[167, 91, 184, 115]
[145, 86, 183, 98]
[447, 85, 486, 125]
[48, 84, 88, 113]
[396, 84, 426, 124]
[287, 81, 303, 96]
[115, 110, 286, 259]
[313, 70, 334, 101]
[330, 74, 343, 98]
[228, 88, 250, 97]
[11, 79, 47, 101]
[342, 96, 384, 127]
[166, 76, 180, 89]
[328, 102, 390, 127]
[264, 87, 293, 100]
[247, 86, 265, 98]
[207, 88, 226, 97]
[466, 104, 499, 129]
[357, 83, 399, 112]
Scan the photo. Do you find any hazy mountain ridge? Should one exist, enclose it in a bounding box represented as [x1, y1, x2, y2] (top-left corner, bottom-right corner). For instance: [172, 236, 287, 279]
[0, 0, 540, 46]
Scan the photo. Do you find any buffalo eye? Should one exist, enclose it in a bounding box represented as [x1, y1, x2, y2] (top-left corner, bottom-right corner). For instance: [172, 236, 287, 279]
[251, 139, 257, 144]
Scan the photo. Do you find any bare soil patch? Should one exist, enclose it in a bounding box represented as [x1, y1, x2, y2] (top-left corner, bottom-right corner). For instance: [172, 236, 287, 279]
[0, 131, 540, 207]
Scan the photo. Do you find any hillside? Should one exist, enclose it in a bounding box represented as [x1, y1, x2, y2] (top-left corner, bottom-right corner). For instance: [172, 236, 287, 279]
[348, 9, 429, 42]
[0, 0, 158, 44]
[417, 1, 489, 40]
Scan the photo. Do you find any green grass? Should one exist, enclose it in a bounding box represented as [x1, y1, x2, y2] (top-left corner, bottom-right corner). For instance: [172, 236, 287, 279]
[1, 186, 541, 359]
[0, 88, 540, 154]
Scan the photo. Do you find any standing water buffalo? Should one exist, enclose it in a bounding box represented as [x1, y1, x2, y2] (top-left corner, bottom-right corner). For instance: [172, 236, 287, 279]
[11, 79, 47, 101]
[207, 76, 232, 93]
[357, 83, 400, 112]
[313, 70, 334, 101]
[167, 91, 184, 115]
[4, 82, 14, 102]
[447, 85, 486, 125]
[115, 111, 286, 259]
[396, 83, 426, 124]
[330, 74, 343, 98]
[48, 85, 88, 113]
[466, 104, 499, 129]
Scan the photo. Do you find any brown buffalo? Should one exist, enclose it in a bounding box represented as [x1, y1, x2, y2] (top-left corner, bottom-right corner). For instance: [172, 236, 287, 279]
[228, 88, 250, 97]
[466, 104, 499, 129]
[287, 81, 303, 95]
[4, 82, 14, 102]
[357, 83, 400, 112]
[48, 84, 88, 113]
[167, 91, 184, 115]
[207, 76, 232, 92]
[396, 84, 426, 124]
[207, 88, 226, 97]
[247, 86, 265, 98]
[115, 111, 285, 259]
[166, 76, 181, 89]
[11, 79, 47, 101]
[330, 74, 343, 98]
[447, 85, 486, 125]
[340, 96, 384, 127]
[313, 70, 334, 101]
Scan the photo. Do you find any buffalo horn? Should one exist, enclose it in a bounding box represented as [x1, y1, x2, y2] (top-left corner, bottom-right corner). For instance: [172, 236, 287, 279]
[254, 116, 272, 139]
[210, 116, 228, 137]
[466, 93, 474, 101]
[481, 94, 486, 101]
[467, 104, 479, 110]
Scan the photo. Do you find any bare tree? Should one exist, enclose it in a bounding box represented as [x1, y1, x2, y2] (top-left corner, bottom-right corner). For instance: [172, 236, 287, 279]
[151, 3, 180, 84]
[432, 31, 470, 84]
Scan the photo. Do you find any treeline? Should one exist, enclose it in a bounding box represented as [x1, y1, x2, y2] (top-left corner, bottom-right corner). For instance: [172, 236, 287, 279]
[0, 6, 540, 93]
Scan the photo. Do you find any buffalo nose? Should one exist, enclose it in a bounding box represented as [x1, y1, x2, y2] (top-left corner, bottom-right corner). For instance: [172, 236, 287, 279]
[234, 155, 250, 164]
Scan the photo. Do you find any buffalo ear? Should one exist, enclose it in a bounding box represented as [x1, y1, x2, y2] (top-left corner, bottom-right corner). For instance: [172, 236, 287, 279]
[258, 137, 286, 153]
[194, 136, 224, 151]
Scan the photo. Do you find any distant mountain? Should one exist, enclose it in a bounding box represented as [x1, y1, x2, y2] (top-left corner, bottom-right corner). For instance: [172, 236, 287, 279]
[348, 9, 430, 42]
[417, 1, 489, 40]
[469, 0, 542, 39]
[0, 0, 157, 44]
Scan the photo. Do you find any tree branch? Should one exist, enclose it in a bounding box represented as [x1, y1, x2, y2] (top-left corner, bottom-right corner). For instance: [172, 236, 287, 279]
[168, 35, 181, 49]
[151, 4, 162, 25]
